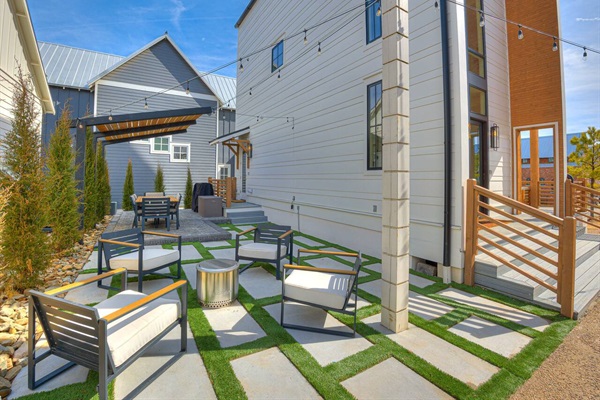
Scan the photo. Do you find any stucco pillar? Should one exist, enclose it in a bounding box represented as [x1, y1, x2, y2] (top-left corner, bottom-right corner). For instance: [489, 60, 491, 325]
[380, 0, 409, 333]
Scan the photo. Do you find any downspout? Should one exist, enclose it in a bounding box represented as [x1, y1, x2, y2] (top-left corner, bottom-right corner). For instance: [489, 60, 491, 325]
[440, 0, 453, 283]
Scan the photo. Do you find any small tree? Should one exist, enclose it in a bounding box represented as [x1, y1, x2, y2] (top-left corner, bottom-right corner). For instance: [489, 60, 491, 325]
[122, 159, 135, 211]
[46, 103, 81, 251]
[83, 128, 97, 229]
[95, 142, 111, 220]
[0, 70, 50, 291]
[154, 163, 165, 193]
[568, 126, 600, 188]
[184, 167, 193, 209]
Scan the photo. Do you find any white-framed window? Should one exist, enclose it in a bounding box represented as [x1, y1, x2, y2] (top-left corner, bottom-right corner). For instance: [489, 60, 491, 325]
[217, 163, 231, 179]
[151, 136, 171, 154]
[170, 143, 191, 163]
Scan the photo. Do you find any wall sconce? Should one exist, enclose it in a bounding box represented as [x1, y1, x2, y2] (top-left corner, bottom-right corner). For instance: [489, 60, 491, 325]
[490, 123, 500, 151]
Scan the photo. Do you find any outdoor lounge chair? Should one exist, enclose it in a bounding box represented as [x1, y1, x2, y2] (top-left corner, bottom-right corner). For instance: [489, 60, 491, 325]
[27, 268, 187, 400]
[98, 228, 182, 292]
[280, 249, 362, 337]
[141, 197, 171, 231]
[235, 223, 293, 280]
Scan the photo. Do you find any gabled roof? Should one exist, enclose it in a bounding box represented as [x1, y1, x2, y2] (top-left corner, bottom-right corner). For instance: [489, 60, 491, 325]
[521, 133, 579, 159]
[38, 42, 123, 89]
[235, 0, 258, 28]
[203, 74, 236, 109]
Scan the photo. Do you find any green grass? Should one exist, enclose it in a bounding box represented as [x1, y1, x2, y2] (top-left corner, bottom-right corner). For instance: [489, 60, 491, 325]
[21, 231, 578, 400]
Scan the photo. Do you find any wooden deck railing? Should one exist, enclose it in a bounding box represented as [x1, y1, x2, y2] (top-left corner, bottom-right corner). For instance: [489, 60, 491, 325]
[538, 181, 556, 211]
[566, 180, 600, 230]
[465, 179, 576, 318]
[208, 177, 236, 208]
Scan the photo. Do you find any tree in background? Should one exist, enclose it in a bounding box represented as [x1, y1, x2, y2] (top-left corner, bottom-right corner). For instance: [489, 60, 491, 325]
[0, 70, 50, 291]
[95, 142, 111, 220]
[83, 128, 97, 229]
[122, 160, 135, 211]
[568, 126, 600, 188]
[184, 167, 193, 209]
[154, 163, 165, 193]
[46, 103, 81, 252]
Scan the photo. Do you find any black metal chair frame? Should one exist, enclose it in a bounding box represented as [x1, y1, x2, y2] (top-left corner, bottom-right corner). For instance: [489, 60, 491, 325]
[141, 197, 171, 231]
[169, 193, 182, 229]
[27, 268, 187, 400]
[280, 249, 362, 337]
[130, 194, 142, 228]
[98, 228, 182, 292]
[235, 223, 293, 280]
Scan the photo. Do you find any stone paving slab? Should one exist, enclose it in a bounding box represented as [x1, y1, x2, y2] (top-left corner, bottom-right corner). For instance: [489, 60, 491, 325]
[64, 274, 112, 305]
[231, 347, 321, 399]
[293, 237, 326, 247]
[181, 244, 201, 260]
[182, 263, 199, 289]
[410, 274, 436, 288]
[438, 288, 550, 331]
[240, 267, 281, 299]
[362, 263, 381, 274]
[363, 315, 499, 388]
[114, 322, 216, 400]
[449, 316, 532, 358]
[361, 279, 381, 298]
[10, 339, 89, 399]
[203, 240, 232, 248]
[203, 301, 266, 348]
[265, 303, 373, 366]
[409, 291, 454, 320]
[82, 250, 99, 270]
[341, 357, 453, 400]
[209, 247, 237, 260]
[234, 225, 256, 231]
[127, 279, 181, 299]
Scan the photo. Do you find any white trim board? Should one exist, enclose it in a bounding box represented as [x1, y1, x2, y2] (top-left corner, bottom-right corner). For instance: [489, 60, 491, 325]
[96, 79, 218, 102]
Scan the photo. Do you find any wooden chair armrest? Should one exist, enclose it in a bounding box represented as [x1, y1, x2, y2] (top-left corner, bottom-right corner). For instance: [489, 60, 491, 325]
[237, 227, 256, 236]
[43, 268, 127, 296]
[102, 280, 187, 323]
[283, 264, 357, 276]
[99, 238, 141, 248]
[278, 229, 293, 239]
[298, 249, 358, 258]
[141, 231, 181, 239]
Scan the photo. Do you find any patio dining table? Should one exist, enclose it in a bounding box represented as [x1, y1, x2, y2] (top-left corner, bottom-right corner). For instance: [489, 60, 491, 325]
[136, 195, 181, 230]
[136, 195, 180, 204]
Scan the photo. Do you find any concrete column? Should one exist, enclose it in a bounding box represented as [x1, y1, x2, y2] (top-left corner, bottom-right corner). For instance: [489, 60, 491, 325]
[380, 0, 409, 333]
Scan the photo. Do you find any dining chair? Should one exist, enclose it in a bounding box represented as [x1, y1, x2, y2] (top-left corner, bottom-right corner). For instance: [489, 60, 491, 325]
[144, 191, 165, 197]
[141, 197, 171, 231]
[169, 193, 182, 229]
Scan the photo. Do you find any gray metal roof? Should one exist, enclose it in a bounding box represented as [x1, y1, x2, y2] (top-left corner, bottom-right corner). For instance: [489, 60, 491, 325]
[203, 74, 236, 109]
[38, 41, 124, 89]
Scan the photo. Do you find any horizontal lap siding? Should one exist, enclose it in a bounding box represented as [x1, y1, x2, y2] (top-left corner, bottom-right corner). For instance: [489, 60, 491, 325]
[41, 87, 94, 149]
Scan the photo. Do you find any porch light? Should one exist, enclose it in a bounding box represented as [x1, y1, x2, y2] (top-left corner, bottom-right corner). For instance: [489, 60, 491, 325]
[490, 123, 500, 151]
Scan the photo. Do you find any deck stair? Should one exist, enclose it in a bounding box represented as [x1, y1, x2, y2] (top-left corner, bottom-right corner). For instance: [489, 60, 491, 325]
[474, 215, 599, 318]
[224, 202, 268, 225]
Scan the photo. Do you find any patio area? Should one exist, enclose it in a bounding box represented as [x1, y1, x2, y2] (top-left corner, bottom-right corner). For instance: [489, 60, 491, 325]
[9, 223, 577, 400]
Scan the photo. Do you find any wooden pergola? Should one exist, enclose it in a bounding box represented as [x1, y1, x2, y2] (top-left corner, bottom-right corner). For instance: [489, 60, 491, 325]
[209, 126, 252, 169]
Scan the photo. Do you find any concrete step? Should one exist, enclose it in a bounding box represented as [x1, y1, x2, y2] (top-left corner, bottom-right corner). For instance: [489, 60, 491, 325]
[226, 210, 265, 219]
[474, 268, 544, 301]
[229, 216, 269, 225]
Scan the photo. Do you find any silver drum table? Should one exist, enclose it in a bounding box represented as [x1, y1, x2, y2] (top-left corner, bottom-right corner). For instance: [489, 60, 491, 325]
[196, 259, 239, 307]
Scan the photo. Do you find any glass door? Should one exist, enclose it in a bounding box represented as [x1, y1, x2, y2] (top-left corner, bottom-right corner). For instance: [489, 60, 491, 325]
[469, 120, 487, 186]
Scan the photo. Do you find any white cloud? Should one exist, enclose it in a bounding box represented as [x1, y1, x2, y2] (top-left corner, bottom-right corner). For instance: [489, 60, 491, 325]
[563, 47, 600, 132]
[170, 0, 187, 29]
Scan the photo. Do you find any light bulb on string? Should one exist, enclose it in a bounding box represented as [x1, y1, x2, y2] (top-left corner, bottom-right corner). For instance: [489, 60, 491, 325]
[144, 98, 148, 109]
[583, 47, 588, 61]
[318, 42, 322, 55]
[552, 37, 558, 52]
[277, 70, 281, 80]
[376, 5, 381, 17]
[185, 82, 190, 94]
[303, 29, 308, 45]
[479, 11, 485, 27]
[434, 1, 438, 9]
[108, 111, 113, 121]
[249, 88, 252, 96]
[239, 59, 244, 72]
[518, 25, 523, 40]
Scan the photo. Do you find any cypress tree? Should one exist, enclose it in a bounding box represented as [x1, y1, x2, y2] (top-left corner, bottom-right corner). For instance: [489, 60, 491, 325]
[184, 167, 193, 209]
[46, 103, 81, 252]
[122, 160, 135, 211]
[95, 142, 111, 220]
[154, 163, 165, 193]
[83, 128, 97, 229]
[0, 70, 50, 291]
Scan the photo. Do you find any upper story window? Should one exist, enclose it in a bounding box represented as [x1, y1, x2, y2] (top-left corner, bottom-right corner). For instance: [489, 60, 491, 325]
[272, 40, 284, 72]
[170, 143, 190, 163]
[151, 136, 170, 154]
[367, 81, 383, 170]
[366, 0, 382, 44]
[466, 0, 485, 78]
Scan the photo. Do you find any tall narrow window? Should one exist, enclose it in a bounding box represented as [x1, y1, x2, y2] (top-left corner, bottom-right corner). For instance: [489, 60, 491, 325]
[366, 0, 382, 44]
[271, 40, 284, 72]
[367, 81, 383, 170]
[466, 0, 485, 78]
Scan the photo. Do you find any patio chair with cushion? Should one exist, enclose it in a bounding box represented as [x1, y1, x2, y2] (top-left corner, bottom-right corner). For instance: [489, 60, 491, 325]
[27, 268, 187, 400]
[98, 228, 182, 292]
[141, 197, 171, 231]
[280, 249, 362, 337]
[130, 194, 142, 228]
[235, 223, 293, 280]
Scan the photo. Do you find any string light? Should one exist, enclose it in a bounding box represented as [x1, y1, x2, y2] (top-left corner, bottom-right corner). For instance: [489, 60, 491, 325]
[277, 70, 281, 80]
[552, 37, 558, 52]
[317, 42, 322, 55]
[434, 1, 439, 9]
[239, 59, 244, 72]
[518, 25, 523, 40]
[376, 4, 381, 17]
[303, 29, 308, 45]
[479, 11, 485, 27]
[144, 98, 148, 109]
[185, 82, 190, 94]
[108, 111, 113, 121]
[249, 88, 252, 95]
[583, 47, 588, 61]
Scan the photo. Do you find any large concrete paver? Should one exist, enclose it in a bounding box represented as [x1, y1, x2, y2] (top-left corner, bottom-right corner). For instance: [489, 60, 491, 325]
[293, 237, 326, 247]
[82, 250, 99, 271]
[359, 279, 381, 298]
[240, 267, 281, 299]
[363, 263, 381, 273]
[231, 347, 321, 399]
[438, 288, 550, 331]
[449, 316, 532, 358]
[203, 240, 231, 248]
[409, 291, 454, 320]
[181, 244, 201, 260]
[341, 357, 453, 400]
[64, 273, 111, 305]
[203, 301, 266, 348]
[410, 274, 436, 288]
[182, 263, 199, 289]
[265, 303, 372, 366]
[363, 315, 499, 388]
[209, 248, 237, 260]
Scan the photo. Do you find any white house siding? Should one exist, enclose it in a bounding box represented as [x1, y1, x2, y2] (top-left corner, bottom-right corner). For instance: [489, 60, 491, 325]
[237, 0, 384, 256]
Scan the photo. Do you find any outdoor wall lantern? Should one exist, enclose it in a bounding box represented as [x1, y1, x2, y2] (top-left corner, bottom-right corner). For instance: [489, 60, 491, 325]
[490, 123, 500, 151]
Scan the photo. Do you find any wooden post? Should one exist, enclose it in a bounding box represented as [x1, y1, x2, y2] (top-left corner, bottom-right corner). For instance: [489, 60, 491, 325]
[560, 216, 576, 318]
[530, 129, 540, 208]
[565, 179, 573, 217]
[225, 178, 232, 208]
[464, 179, 478, 286]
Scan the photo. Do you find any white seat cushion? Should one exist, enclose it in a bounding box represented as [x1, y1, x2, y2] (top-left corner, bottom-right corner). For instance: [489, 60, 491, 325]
[284, 269, 351, 309]
[94, 290, 180, 367]
[110, 248, 179, 272]
[238, 242, 287, 260]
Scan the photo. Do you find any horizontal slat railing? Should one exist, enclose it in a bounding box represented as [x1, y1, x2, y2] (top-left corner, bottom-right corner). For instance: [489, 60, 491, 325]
[566, 180, 600, 230]
[465, 179, 576, 318]
[208, 177, 236, 208]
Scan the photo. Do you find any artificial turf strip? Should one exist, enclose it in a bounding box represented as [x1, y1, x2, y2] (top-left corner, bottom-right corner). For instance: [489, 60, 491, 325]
[17, 371, 114, 400]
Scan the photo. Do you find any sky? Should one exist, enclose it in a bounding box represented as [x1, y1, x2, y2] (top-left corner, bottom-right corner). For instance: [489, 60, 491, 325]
[27, 0, 599, 134]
